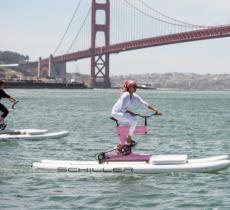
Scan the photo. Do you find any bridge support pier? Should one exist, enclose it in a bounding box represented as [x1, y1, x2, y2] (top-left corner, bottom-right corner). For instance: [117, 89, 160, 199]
[91, 0, 110, 88]
[38, 57, 49, 78]
[49, 55, 66, 82]
[37, 56, 66, 82]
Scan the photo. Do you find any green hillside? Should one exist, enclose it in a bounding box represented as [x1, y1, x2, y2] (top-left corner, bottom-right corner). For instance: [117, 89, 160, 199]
[0, 51, 29, 64]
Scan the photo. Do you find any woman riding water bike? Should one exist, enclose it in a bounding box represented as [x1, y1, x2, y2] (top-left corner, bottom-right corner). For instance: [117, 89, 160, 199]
[0, 80, 17, 130]
[111, 80, 162, 150]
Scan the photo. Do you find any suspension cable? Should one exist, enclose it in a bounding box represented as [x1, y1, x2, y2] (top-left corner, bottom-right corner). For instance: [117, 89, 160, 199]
[67, 7, 91, 53]
[123, 0, 209, 29]
[138, 0, 211, 28]
[53, 0, 82, 55]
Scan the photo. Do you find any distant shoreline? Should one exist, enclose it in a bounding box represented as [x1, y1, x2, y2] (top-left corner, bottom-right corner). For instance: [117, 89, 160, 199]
[4, 81, 87, 89]
[111, 73, 230, 91]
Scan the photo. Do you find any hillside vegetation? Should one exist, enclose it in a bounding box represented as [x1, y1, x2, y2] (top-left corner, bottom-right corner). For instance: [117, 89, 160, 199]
[0, 51, 29, 64]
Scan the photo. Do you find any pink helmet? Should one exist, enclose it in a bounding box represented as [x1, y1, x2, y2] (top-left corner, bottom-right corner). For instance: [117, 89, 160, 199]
[123, 80, 137, 90]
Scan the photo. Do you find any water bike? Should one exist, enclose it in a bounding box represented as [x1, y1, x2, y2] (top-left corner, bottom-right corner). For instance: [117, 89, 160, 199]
[32, 114, 230, 173]
[95, 114, 155, 163]
[0, 101, 69, 140]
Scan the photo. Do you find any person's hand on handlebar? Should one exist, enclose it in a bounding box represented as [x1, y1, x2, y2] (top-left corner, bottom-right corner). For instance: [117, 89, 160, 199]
[154, 110, 162, 115]
[148, 105, 162, 116]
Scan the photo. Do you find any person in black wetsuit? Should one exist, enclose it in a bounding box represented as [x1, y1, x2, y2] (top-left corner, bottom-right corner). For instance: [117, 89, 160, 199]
[0, 80, 17, 129]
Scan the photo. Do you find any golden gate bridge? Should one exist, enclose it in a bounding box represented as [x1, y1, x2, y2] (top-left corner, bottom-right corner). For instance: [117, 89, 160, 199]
[29, 0, 230, 88]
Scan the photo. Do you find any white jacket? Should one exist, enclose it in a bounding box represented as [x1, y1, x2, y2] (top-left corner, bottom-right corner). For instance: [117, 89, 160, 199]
[112, 92, 149, 113]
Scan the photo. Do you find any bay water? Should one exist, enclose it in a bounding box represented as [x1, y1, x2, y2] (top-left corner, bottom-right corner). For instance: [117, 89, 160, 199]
[0, 89, 229, 210]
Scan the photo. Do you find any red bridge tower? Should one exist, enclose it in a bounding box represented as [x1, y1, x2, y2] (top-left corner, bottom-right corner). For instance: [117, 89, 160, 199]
[91, 0, 110, 88]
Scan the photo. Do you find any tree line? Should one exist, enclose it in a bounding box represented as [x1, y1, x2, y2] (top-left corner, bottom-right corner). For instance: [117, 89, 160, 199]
[0, 51, 29, 64]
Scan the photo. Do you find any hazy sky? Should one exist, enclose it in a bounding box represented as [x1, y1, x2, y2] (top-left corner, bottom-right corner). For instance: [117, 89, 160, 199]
[1, 0, 230, 75]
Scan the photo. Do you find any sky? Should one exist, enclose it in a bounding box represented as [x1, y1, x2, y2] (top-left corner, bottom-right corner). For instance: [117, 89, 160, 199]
[1, 0, 230, 75]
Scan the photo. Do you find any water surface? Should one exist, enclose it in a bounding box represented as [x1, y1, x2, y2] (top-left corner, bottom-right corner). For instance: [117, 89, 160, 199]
[0, 89, 229, 209]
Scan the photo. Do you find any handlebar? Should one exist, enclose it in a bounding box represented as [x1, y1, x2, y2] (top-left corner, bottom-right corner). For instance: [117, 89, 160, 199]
[135, 113, 156, 126]
[110, 113, 156, 126]
[12, 101, 19, 109]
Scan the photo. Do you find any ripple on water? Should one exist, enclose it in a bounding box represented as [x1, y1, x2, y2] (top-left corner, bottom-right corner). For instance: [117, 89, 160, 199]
[0, 89, 230, 209]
